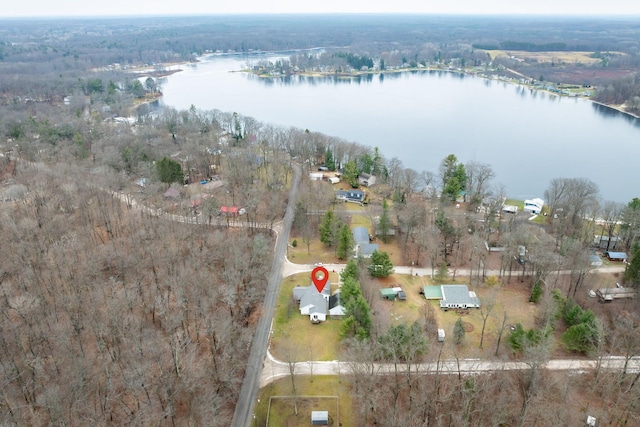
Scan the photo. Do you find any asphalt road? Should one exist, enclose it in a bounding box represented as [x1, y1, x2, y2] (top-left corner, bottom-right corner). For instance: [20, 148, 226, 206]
[231, 164, 301, 427]
[259, 350, 640, 387]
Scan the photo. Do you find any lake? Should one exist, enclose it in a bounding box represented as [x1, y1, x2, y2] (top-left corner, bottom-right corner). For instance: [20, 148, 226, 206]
[159, 52, 640, 203]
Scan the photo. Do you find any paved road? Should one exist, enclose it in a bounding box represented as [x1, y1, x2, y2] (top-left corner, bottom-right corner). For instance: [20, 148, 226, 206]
[259, 350, 640, 387]
[281, 260, 626, 280]
[231, 164, 301, 427]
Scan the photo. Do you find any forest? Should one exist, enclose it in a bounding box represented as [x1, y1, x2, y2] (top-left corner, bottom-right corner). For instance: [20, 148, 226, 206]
[0, 14, 640, 426]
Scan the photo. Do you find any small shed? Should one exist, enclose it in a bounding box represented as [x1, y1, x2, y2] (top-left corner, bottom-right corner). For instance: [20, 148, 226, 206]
[311, 411, 329, 425]
[437, 328, 445, 342]
[380, 288, 398, 300]
[328, 176, 340, 184]
[380, 287, 404, 301]
[605, 251, 627, 262]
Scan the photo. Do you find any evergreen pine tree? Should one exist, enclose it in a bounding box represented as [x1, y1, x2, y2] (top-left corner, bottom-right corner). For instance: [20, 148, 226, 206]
[378, 199, 392, 243]
[337, 224, 354, 260]
[368, 250, 394, 277]
[623, 243, 640, 285]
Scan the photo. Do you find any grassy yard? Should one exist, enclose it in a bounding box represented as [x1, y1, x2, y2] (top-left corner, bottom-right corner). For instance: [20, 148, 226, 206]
[272, 273, 343, 362]
[432, 282, 538, 359]
[287, 238, 341, 265]
[256, 376, 354, 427]
[272, 269, 540, 362]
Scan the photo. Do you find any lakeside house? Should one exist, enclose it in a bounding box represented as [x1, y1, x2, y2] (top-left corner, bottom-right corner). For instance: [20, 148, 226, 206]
[336, 189, 365, 204]
[524, 198, 544, 214]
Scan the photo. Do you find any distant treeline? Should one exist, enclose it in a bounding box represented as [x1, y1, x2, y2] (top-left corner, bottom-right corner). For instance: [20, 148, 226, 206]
[333, 52, 374, 70]
[473, 41, 584, 52]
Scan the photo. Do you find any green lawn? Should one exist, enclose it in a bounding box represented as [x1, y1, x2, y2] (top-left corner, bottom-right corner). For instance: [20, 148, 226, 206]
[256, 376, 354, 427]
[287, 238, 342, 265]
[349, 213, 371, 229]
[272, 273, 343, 362]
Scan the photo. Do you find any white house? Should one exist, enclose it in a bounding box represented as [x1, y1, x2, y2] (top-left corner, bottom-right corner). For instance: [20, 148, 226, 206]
[293, 281, 332, 322]
[440, 285, 481, 310]
[524, 198, 544, 214]
[300, 291, 328, 323]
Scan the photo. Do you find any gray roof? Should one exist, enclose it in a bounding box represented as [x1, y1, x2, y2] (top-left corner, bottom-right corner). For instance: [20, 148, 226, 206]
[293, 286, 309, 301]
[300, 291, 328, 315]
[440, 285, 480, 307]
[607, 251, 627, 259]
[359, 243, 379, 257]
[294, 280, 330, 299]
[337, 190, 365, 201]
[352, 227, 370, 245]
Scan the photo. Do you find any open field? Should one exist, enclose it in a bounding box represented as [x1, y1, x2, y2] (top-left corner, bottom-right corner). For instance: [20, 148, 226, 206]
[485, 50, 606, 65]
[256, 376, 354, 427]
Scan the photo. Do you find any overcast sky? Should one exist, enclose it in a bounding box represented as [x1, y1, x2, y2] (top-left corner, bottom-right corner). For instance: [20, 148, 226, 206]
[1, 0, 638, 18]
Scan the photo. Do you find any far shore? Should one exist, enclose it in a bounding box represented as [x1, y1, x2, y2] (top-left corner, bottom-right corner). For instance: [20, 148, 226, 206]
[140, 55, 640, 120]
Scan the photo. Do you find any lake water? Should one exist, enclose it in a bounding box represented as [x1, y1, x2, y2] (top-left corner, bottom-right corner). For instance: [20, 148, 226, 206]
[159, 53, 640, 203]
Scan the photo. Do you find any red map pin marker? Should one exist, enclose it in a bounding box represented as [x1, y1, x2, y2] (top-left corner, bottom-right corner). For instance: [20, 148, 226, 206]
[311, 266, 329, 293]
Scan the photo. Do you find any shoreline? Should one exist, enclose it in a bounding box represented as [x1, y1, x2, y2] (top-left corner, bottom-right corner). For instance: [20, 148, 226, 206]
[245, 65, 640, 121]
[139, 55, 640, 121]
